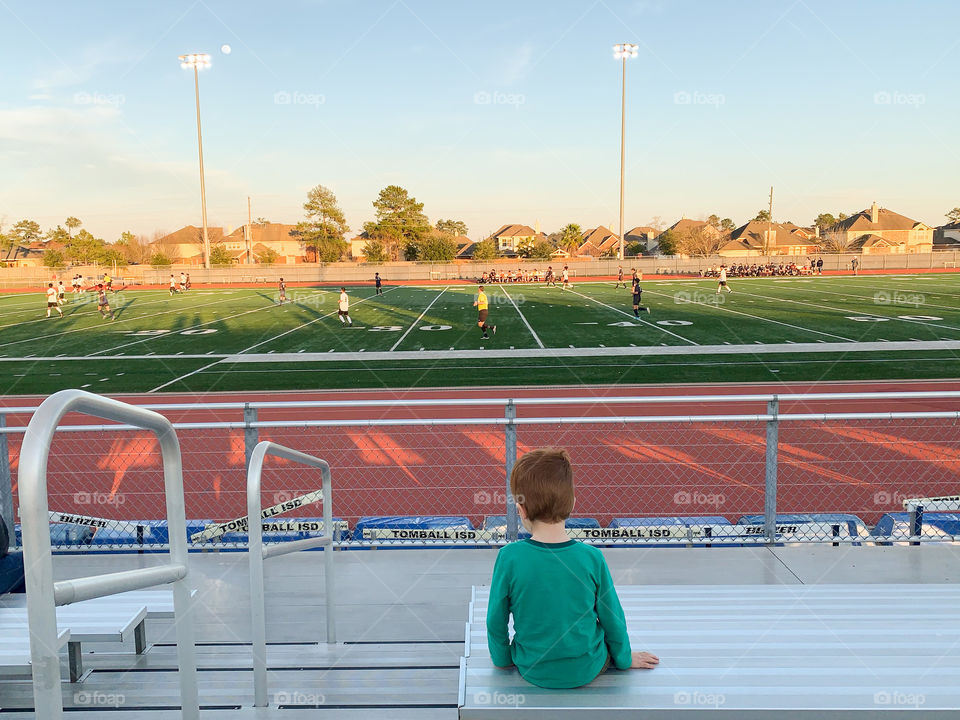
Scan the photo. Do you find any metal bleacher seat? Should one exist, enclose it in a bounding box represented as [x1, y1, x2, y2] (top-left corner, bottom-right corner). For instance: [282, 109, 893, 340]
[873, 511, 960, 542]
[460, 584, 960, 718]
[0, 628, 71, 678]
[736, 513, 872, 544]
[353, 515, 476, 542]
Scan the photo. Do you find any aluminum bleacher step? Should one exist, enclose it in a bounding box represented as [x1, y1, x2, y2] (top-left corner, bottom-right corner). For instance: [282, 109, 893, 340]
[460, 584, 960, 719]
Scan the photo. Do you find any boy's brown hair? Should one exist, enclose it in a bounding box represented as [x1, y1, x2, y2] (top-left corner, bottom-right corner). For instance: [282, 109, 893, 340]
[511, 448, 574, 523]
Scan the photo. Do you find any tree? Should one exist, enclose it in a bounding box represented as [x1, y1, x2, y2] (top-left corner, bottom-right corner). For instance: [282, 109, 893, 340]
[656, 229, 678, 255]
[471, 238, 499, 261]
[753, 209, 771, 222]
[363, 239, 389, 262]
[530, 239, 555, 259]
[558, 223, 582, 255]
[720, 218, 735, 232]
[116, 231, 151, 264]
[10, 219, 41, 245]
[418, 233, 458, 261]
[677, 226, 724, 257]
[516, 237, 535, 258]
[209, 245, 234, 266]
[256, 247, 279, 265]
[814, 213, 837, 231]
[946, 207, 960, 223]
[819, 234, 853, 254]
[706, 214, 721, 229]
[625, 241, 645, 256]
[64, 217, 82, 236]
[436, 219, 468, 237]
[149, 251, 172, 267]
[43, 249, 66, 268]
[297, 184, 349, 262]
[64, 229, 105, 264]
[366, 185, 432, 249]
[838, 212, 849, 221]
[45, 225, 69, 243]
[99, 246, 127, 268]
[254, 217, 270, 224]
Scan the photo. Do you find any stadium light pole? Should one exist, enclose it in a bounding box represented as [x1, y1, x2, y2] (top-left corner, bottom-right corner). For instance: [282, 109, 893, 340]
[613, 43, 638, 261]
[179, 53, 212, 270]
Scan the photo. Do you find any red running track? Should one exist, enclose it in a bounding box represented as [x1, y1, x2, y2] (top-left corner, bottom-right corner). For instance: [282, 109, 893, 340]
[3, 379, 960, 529]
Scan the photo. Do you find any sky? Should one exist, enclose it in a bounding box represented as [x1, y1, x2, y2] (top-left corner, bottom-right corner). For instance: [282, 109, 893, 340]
[1, 0, 958, 243]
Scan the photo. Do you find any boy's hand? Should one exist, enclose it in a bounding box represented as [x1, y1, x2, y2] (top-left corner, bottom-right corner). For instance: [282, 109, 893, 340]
[630, 651, 660, 669]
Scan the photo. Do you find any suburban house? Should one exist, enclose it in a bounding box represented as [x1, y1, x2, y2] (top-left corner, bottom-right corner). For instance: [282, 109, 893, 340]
[154, 223, 306, 264]
[934, 221, 960, 250]
[487, 224, 547, 257]
[1, 241, 50, 267]
[822, 203, 933, 254]
[625, 226, 658, 254]
[577, 226, 621, 257]
[719, 221, 818, 257]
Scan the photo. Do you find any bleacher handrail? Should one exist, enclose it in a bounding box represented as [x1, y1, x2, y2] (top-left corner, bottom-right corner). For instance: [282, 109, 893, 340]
[18, 389, 198, 720]
[246, 441, 335, 708]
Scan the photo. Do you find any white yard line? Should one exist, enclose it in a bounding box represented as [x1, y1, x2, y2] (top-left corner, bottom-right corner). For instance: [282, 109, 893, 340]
[390, 287, 448, 351]
[148, 358, 226, 393]
[235, 286, 401, 355]
[566, 288, 699, 345]
[641, 288, 856, 342]
[498, 284, 544, 349]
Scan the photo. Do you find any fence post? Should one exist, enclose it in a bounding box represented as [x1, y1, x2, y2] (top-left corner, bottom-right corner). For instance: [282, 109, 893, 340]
[763, 396, 779, 544]
[0, 413, 12, 548]
[504, 400, 518, 542]
[244, 404, 258, 470]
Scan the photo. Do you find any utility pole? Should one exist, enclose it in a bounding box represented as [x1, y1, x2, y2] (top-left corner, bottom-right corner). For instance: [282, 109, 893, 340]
[246, 196, 253, 265]
[766, 186, 774, 256]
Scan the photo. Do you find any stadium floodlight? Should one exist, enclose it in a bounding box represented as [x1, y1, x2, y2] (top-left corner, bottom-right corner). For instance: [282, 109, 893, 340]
[179, 53, 212, 269]
[613, 43, 638, 260]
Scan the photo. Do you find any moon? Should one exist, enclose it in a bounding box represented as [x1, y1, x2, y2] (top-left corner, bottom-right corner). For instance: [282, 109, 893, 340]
[221, 44, 232, 54]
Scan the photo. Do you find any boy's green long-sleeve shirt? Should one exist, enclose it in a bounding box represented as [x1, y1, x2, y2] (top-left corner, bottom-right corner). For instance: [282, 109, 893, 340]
[486, 538, 632, 688]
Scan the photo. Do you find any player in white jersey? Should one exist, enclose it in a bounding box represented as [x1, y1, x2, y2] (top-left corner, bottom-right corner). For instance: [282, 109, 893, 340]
[337, 287, 352, 326]
[169, 274, 177, 296]
[561, 265, 570, 291]
[56, 281, 65, 305]
[716, 265, 732, 294]
[45, 283, 63, 318]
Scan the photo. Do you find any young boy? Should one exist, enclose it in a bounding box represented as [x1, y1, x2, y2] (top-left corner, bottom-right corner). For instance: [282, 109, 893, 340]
[632, 278, 650, 317]
[473, 285, 496, 340]
[374, 272, 384, 296]
[561, 265, 570, 291]
[338, 287, 352, 326]
[615, 265, 626, 289]
[56, 280, 66, 306]
[716, 265, 732, 294]
[278, 277, 286, 305]
[45, 283, 63, 319]
[487, 448, 659, 688]
[95, 284, 115, 320]
[169, 274, 177, 296]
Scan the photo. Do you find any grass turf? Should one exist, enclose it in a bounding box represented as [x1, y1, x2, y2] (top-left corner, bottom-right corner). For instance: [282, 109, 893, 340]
[1, 273, 960, 394]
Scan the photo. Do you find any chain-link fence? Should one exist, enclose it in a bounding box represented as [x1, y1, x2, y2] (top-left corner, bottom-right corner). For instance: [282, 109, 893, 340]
[2, 392, 960, 549]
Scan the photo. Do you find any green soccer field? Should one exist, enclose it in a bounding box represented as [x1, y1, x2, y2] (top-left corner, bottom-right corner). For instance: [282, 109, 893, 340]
[2, 273, 960, 394]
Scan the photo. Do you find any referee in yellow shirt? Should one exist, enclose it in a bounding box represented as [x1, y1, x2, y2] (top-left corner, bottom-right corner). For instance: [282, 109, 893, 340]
[473, 285, 496, 340]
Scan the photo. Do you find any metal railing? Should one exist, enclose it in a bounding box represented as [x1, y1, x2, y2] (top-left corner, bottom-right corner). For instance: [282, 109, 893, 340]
[17, 389, 198, 720]
[246, 441, 335, 707]
[2, 390, 959, 549]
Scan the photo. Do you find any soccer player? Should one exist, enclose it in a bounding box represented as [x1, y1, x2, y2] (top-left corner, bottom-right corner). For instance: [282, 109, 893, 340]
[716, 265, 732, 294]
[473, 285, 496, 339]
[169, 274, 177, 296]
[45, 283, 63, 319]
[185, 273, 191, 290]
[544, 266, 556, 287]
[278, 277, 286, 304]
[56, 280, 65, 306]
[632, 280, 650, 317]
[615, 265, 626, 289]
[103, 273, 113, 293]
[95, 284, 115, 319]
[561, 265, 570, 291]
[374, 272, 384, 296]
[337, 287, 352, 326]
[179, 271, 187, 292]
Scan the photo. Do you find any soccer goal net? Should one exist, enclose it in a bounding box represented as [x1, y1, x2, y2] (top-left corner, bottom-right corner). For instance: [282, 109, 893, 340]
[429, 271, 443, 281]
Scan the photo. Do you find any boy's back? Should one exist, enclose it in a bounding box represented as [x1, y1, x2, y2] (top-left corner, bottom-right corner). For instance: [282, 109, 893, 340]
[487, 537, 631, 688]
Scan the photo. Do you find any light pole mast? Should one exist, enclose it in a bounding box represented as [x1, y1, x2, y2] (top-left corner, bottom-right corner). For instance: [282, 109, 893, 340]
[613, 43, 638, 261]
[179, 53, 212, 269]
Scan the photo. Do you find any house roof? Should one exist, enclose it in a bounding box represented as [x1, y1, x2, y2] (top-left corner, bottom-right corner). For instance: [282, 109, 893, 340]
[729, 220, 815, 248]
[580, 225, 618, 245]
[853, 234, 900, 249]
[576, 241, 600, 256]
[830, 207, 926, 233]
[224, 223, 299, 245]
[626, 226, 657, 238]
[666, 218, 711, 234]
[490, 224, 539, 239]
[157, 225, 226, 245]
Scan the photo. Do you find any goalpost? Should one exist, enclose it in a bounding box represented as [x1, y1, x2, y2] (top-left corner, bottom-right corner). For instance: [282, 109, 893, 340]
[429, 271, 443, 281]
